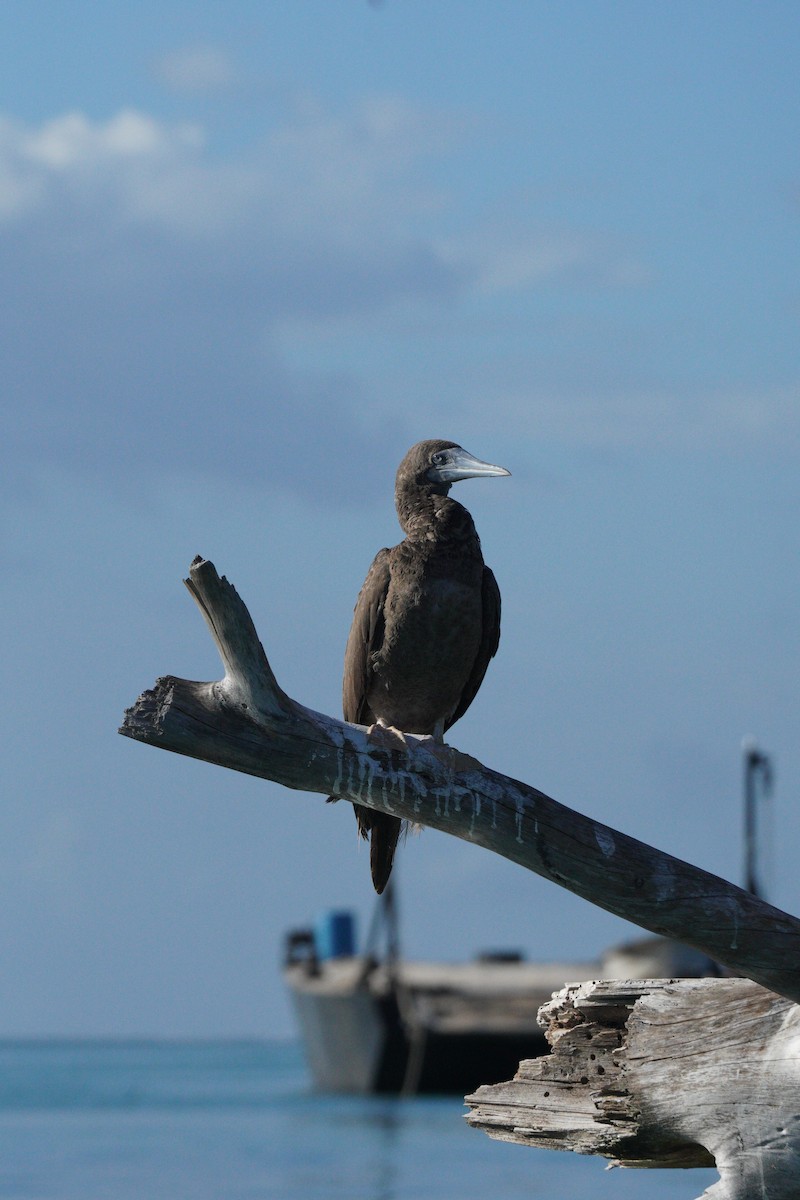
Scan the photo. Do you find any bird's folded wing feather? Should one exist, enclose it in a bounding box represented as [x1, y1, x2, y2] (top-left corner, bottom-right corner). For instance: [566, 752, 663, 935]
[445, 565, 501, 730]
[342, 548, 392, 726]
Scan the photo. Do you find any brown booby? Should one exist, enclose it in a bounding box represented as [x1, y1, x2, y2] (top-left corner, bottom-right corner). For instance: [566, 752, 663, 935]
[339, 439, 510, 893]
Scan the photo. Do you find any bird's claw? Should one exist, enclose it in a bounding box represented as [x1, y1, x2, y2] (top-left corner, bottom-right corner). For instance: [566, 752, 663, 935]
[365, 722, 484, 775]
[366, 718, 409, 752]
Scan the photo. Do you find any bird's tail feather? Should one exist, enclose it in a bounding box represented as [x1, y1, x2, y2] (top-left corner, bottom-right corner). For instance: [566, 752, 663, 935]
[370, 815, 402, 895]
[355, 807, 402, 894]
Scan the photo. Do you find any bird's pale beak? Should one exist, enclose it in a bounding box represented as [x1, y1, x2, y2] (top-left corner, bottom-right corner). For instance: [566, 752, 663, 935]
[429, 448, 511, 484]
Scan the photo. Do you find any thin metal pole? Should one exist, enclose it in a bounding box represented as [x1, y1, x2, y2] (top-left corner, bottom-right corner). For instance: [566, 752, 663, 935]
[743, 740, 773, 899]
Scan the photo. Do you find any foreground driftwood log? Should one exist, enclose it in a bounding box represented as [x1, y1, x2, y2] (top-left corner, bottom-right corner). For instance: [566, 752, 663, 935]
[121, 557, 800, 1198]
[467, 978, 800, 1200]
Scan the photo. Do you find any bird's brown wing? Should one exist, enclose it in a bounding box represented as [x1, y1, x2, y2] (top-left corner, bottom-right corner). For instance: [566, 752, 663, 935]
[339, 549, 401, 894]
[445, 566, 501, 731]
[342, 548, 391, 726]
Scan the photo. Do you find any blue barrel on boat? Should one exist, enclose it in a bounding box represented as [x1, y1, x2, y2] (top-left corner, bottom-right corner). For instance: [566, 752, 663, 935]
[315, 910, 356, 959]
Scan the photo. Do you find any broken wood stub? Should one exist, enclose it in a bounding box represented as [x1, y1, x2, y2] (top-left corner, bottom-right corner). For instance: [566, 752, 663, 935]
[466, 977, 800, 1200]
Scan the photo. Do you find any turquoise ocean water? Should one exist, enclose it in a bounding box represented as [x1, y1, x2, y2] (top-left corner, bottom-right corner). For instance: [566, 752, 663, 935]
[0, 1040, 717, 1199]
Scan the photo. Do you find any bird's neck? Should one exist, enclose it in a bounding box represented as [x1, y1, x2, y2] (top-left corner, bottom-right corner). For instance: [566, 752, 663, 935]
[396, 490, 476, 546]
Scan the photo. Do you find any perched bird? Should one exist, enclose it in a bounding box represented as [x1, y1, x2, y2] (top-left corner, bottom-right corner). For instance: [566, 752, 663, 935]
[339, 439, 510, 893]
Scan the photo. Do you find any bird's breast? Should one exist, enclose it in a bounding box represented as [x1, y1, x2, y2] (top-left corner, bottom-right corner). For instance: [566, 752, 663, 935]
[367, 566, 484, 734]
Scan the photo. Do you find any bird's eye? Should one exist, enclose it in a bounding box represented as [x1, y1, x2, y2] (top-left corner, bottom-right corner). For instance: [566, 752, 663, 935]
[431, 452, 446, 466]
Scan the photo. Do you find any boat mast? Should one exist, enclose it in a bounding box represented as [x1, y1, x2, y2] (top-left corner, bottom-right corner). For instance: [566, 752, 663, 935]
[362, 877, 401, 968]
[743, 739, 773, 899]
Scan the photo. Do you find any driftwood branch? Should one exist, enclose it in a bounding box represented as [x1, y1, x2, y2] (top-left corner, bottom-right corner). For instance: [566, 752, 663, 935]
[466, 977, 800, 1200]
[120, 557, 800, 1003]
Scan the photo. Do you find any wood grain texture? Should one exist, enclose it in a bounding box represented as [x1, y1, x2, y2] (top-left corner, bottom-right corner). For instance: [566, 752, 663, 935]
[120, 557, 800, 1003]
[466, 977, 800, 1200]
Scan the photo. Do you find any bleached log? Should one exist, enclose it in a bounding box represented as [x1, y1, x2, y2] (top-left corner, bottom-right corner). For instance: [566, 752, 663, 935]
[120, 557, 800, 1003]
[466, 977, 800, 1200]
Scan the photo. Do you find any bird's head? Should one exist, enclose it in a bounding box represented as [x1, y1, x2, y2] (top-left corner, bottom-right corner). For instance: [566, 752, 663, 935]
[396, 440, 511, 499]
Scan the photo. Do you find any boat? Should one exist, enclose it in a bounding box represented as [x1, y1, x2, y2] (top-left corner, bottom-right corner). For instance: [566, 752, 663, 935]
[283, 884, 717, 1095]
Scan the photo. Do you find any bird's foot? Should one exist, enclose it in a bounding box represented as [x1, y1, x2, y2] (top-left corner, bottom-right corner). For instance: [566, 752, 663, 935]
[366, 718, 409, 753]
[366, 722, 483, 775]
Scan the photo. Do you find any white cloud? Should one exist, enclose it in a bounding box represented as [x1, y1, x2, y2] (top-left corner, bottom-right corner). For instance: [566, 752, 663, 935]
[0, 100, 635, 295]
[0, 109, 204, 225]
[0, 97, 789, 508]
[439, 221, 652, 295]
[0, 100, 457, 246]
[0, 101, 467, 500]
[154, 45, 236, 94]
[23, 109, 198, 168]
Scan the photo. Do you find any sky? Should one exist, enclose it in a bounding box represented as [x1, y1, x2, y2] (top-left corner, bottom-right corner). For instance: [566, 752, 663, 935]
[2, 1, 799, 1040]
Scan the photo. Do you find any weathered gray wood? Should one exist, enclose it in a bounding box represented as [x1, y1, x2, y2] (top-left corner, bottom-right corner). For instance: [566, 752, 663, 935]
[466, 977, 800, 1200]
[120, 557, 800, 1003]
